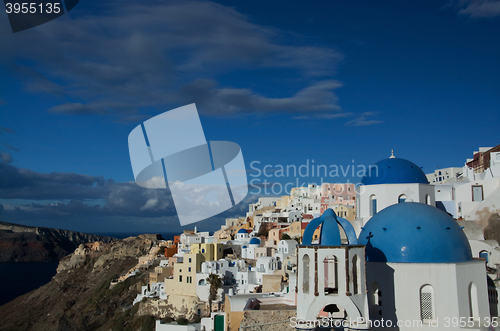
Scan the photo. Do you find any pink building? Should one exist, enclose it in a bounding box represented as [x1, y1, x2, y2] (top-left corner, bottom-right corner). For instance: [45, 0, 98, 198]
[320, 183, 356, 213]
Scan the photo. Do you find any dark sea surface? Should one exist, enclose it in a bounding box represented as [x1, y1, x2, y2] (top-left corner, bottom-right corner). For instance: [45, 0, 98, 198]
[0, 261, 59, 306]
[0, 232, 179, 307]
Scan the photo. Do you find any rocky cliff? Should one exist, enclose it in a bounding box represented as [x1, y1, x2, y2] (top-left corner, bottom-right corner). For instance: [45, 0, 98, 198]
[0, 221, 115, 262]
[0, 234, 159, 331]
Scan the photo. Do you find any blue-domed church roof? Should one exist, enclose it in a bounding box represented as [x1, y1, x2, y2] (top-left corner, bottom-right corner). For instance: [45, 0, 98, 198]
[361, 157, 428, 185]
[249, 238, 260, 245]
[358, 202, 472, 263]
[237, 228, 248, 234]
[302, 209, 358, 246]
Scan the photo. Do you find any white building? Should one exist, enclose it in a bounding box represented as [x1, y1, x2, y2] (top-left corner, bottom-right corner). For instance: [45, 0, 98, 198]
[426, 167, 463, 184]
[241, 237, 260, 260]
[196, 259, 241, 302]
[133, 282, 167, 305]
[177, 228, 212, 255]
[235, 256, 281, 294]
[247, 197, 280, 215]
[296, 202, 491, 330]
[355, 154, 435, 231]
[358, 202, 490, 330]
[432, 149, 500, 222]
[297, 209, 369, 330]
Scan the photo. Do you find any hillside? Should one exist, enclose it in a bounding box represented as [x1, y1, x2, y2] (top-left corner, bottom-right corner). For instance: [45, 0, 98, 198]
[0, 234, 159, 331]
[0, 221, 115, 262]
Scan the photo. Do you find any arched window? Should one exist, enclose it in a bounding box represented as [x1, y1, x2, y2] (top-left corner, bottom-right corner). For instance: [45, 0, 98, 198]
[352, 255, 360, 294]
[398, 194, 406, 203]
[370, 194, 377, 216]
[426, 194, 431, 205]
[198, 279, 205, 285]
[420, 284, 435, 322]
[469, 282, 479, 320]
[323, 255, 338, 295]
[302, 254, 310, 294]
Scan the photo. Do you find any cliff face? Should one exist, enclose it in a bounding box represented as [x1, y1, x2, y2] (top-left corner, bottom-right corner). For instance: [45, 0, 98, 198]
[0, 234, 159, 331]
[0, 221, 115, 262]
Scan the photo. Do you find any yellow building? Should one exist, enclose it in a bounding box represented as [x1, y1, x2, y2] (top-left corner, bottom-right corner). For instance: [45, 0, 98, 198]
[165, 252, 198, 296]
[190, 243, 224, 270]
[300, 222, 321, 243]
[241, 217, 254, 230]
[333, 204, 356, 221]
[165, 242, 224, 297]
[285, 221, 302, 238]
[149, 266, 173, 284]
[213, 229, 231, 243]
[275, 196, 292, 209]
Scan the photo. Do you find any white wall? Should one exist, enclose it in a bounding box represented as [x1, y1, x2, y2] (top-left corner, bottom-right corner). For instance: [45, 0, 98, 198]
[366, 261, 489, 330]
[357, 183, 435, 226]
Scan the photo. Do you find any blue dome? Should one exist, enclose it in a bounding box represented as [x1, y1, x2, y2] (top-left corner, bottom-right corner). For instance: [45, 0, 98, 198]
[361, 158, 428, 185]
[302, 209, 358, 246]
[249, 238, 260, 245]
[242, 245, 247, 249]
[237, 228, 248, 234]
[358, 202, 472, 263]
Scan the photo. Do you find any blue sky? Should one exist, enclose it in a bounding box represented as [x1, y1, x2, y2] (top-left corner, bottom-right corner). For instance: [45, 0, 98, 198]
[0, 0, 499, 234]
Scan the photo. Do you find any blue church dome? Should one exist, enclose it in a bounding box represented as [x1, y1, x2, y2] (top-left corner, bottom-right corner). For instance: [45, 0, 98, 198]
[249, 238, 260, 245]
[302, 209, 358, 246]
[237, 228, 248, 234]
[242, 245, 247, 249]
[358, 202, 472, 263]
[361, 158, 428, 185]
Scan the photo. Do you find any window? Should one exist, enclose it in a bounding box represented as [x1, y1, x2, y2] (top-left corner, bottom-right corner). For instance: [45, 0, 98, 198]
[188, 267, 191, 272]
[202, 249, 205, 253]
[398, 194, 407, 203]
[302, 255, 310, 294]
[323, 255, 338, 295]
[189, 258, 192, 263]
[352, 255, 360, 294]
[370, 195, 377, 216]
[179, 275, 182, 282]
[420, 285, 435, 322]
[469, 282, 479, 320]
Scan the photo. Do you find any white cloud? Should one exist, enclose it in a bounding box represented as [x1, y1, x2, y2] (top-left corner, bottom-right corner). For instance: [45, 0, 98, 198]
[448, 0, 500, 18]
[2, 0, 344, 118]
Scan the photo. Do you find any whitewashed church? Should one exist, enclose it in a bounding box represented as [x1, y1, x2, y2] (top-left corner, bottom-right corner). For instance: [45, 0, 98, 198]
[296, 154, 492, 330]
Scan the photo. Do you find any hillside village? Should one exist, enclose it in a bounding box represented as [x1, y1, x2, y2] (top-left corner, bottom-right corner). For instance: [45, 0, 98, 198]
[79, 143, 500, 331]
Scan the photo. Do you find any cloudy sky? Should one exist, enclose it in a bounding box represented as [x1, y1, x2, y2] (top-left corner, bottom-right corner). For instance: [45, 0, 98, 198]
[0, 0, 499, 234]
